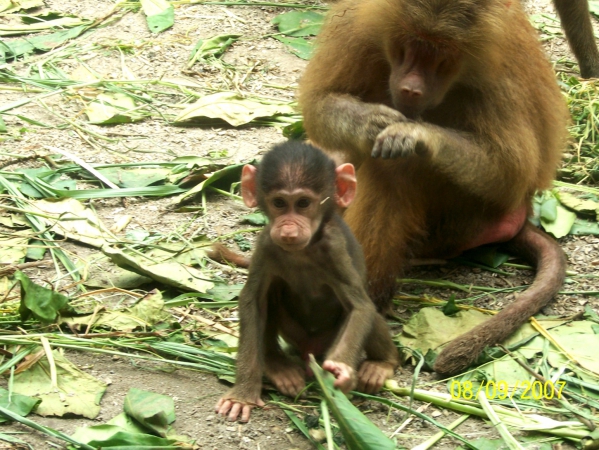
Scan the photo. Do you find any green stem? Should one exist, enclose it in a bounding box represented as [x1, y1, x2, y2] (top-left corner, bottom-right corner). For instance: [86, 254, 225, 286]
[206, 185, 242, 200]
[0, 406, 95, 450]
[353, 391, 478, 449]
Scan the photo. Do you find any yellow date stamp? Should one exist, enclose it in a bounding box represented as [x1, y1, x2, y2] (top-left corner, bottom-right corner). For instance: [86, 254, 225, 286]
[450, 380, 566, 401]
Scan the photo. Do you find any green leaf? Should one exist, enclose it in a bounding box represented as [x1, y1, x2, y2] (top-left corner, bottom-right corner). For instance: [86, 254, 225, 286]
[31, 198, 115, 248]
[207, 283, 243, 301]
[423, 349, 437, 370]
[543, 321, 599, 374]
[399, 308, 489, 361]
[84, 266, 152, 290]
[570, 218, 599, 235]
[16, 175, 187, 199]
[129, 290, 171, 325]
[0, 175, 80, 282]
[188, 34, 241, 67]
[273, 35, 313, 60]
[556, 191, 599, 214]
[108, 412, 151, 433]
[175, 91, 296, 126]
[85, 92, 146, 124]
[139, 236, 210, 265]
[26, 239, 46, 260]
[282, 119, 305, 139]
[13, 350, 107, 418]
[172, 161, 243, 205]
[241, 211, 268, 226]
[461, 245, 510, 268]
[147, 6, 175, 33]
[584, 305, 599, 323]
[234, 234, 251, 251]
[123, 388, 175, 437]
[540, 196, 558, 221]
[540, 203, 576, 238]
[0, 431, 27, 444]
[0, 0, 43, 14]
[62, 310, 149, 332]
[0, 231, 28, 264]
[72, 424, 178, 447]
[140, 0, 169, 15]
[12, 167, 75, 199]
[141, 0, 174, 33]
[271, 11, 324, 36]
[15, 271, 72, 323]
[62, 289, 169, 332]
[20, 11, 66, 24]
[94, 167, 171, 188]
[102, 245, 215, 293]
[0, 24, 87, 62]
[442, 294, 460, 315]
[310, 358, 395, 450]
[0, 16, 90, 36]
[0, 388, 40, 423]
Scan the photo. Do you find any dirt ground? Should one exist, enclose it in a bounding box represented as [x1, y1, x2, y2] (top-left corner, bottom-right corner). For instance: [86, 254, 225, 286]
[1, 0, 598, 448]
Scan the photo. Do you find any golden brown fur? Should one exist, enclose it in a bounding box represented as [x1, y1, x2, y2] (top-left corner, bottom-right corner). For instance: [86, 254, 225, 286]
[299, 0, 568, 374]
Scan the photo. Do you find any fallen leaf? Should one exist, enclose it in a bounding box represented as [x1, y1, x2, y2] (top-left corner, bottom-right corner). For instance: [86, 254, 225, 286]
[141, 0, 174, 33]
[544, 321, 599, 375]
[541, 203, 576, 238]
[15, 271, 72, 323]
[32, 198, 115, 248]
[103, 246, 215, 293]
[0, 25, 87, 62]
[188, 34, 240, 67]
[85, 92, 145, 124]
[556, 191, 599, 214]
[398, 307, 489, 359]
[273, 35, 313, 60]
[62, 290, 169, 332]
[0, 388, 40, 423]
[174, 92, 296, 127]
[271, 11, 324, 36]
[123, 388, 175, 437]
[0, 230, 29, 264]
[13, 350, 106, 419]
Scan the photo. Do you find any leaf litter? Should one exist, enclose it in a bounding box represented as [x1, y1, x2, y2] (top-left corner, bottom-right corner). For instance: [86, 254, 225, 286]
[0, 0, 598, 449]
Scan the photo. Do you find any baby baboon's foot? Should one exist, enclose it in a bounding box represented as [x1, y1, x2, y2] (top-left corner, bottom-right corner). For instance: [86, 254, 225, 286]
[265, 356, 306, 397]
[357, 361, 395, 394]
